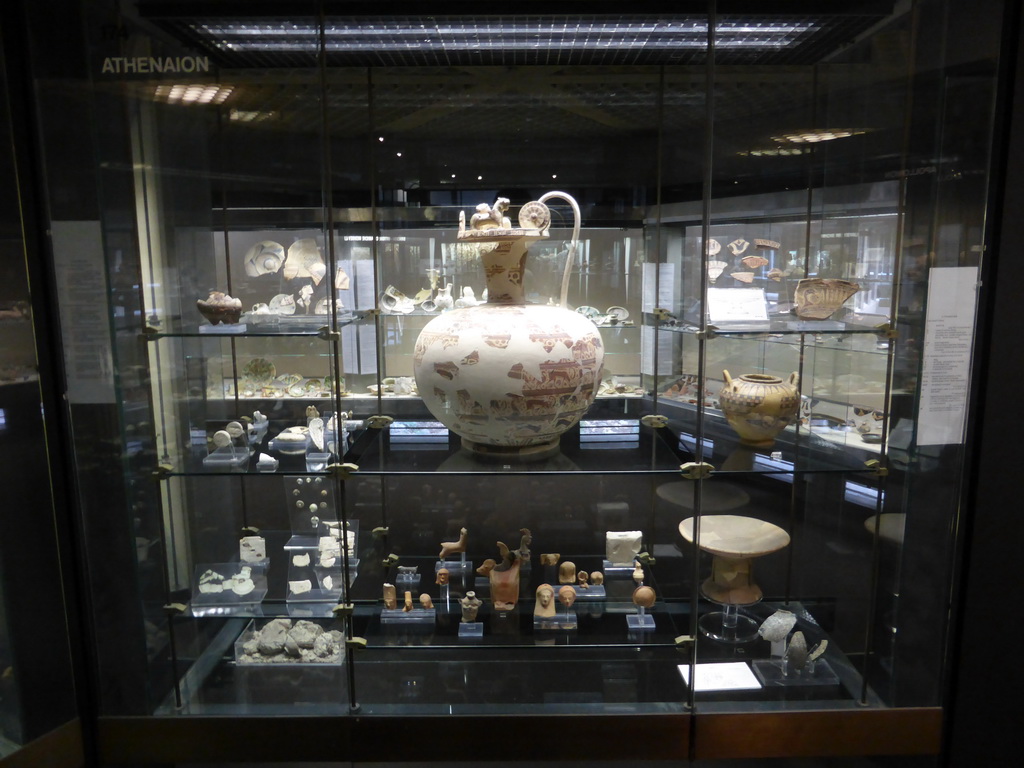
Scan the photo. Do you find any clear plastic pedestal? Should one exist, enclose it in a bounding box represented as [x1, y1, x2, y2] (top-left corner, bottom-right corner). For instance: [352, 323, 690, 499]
[699, 603, 759, 642]
[751, 657, 840, 687]
[381, 608, 436, 626]
[626, 606, 656, 631]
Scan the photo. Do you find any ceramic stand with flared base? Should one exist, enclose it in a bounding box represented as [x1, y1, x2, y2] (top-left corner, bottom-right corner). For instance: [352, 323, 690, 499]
[679, 514, 790, 644]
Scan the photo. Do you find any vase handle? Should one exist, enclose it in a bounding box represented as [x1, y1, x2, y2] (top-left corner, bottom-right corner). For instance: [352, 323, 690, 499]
[723, 370, 733, 387]
[538, 191, 581, 307]
[788, 371, 800, 388]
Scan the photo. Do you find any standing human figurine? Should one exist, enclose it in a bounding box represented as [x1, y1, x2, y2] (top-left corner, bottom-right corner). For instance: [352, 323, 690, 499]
[460, 591, 482, 622]
[382, 583, 397, 610]
[535, 584, 556, 619]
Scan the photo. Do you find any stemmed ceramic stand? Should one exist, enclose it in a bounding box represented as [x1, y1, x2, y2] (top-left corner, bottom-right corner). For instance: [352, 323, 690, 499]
[679, 515, 790, 643]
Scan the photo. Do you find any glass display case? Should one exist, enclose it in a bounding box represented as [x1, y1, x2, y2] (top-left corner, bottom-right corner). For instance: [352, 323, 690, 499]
[27, 0, 1005, 761]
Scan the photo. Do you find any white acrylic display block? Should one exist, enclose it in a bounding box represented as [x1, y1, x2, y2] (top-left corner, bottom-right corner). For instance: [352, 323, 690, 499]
[535, 613, 577, 630]
[202, 446, 249, 469]
[395, 573, 421, 589]
[569, 584, 606, 601]
[627, 612, 656, 631]
[435, 559, 473, 575]
[305, 452, 331, 472]
[381, 608, 436, 626]
[602, 560, 636, 577]
[752, 657, 840, 687]
[458, 622, 484, 638]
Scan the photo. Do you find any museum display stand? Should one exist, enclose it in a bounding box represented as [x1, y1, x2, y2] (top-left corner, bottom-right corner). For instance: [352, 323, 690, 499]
[23, 0, 1006, 762]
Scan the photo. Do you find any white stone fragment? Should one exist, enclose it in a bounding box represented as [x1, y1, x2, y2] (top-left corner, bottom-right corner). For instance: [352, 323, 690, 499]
[239, 536, 267, 563]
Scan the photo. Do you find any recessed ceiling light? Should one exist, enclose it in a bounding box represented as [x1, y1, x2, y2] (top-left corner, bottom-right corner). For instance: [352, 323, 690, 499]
[771, 129, 866, 144]
[154, 83, 233, 105]
[738, 147, 811, 157]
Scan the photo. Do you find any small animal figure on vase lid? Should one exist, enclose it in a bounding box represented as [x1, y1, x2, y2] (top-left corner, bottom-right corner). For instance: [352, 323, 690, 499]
[514, 528, 532, 562]
[633, 561, 645, 584]
[439, 527, 468, 560]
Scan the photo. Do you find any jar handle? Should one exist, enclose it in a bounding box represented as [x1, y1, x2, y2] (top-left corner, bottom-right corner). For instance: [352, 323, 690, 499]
[538, 191, 581, 307]
[723, 370, 733, 387]
[789, 371, 800, 388]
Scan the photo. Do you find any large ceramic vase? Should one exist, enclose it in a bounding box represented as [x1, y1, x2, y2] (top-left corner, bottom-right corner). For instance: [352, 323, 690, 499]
[413, 193, 604, 456]
[718, 370, 800, 447]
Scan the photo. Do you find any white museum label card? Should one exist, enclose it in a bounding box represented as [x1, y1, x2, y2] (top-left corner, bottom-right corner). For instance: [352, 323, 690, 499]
[707, 288, 769, 324]
[51, 221, 116, 404]
[642, 262, 676, 313]
[678, 662, 762, 692]
[917, 266, 979, 446]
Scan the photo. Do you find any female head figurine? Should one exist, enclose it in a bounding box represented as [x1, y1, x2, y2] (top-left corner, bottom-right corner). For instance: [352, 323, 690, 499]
[558, 584, 577, 609]
[535, 583, 556, 618]
[436, 568, 450, 586]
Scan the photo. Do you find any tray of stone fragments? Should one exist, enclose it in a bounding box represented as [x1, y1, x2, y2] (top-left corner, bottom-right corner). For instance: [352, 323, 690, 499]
[191, 563, 269, 606]
[234, 618, 345, 665]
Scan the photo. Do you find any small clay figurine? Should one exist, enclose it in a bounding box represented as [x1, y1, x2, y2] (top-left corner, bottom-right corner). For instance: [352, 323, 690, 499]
[439, 527, 468, 560]
[435, 568, 450, 586]
[632, 562, 645, 584]
[383, 583, 397, 610]
[539, 553, 560, 566]
[558, 585, 577, 609]
[558, 561, 576, 584]
[577, 571, 589, 589]
[590, 571, 604, 586]
[535, 583, 556, 619]
[489, 541, 521, 611]
[632, 585, 656, 608]
[475, 559, 496, 576]
[460, 591, 482, 622]
[419, 593, 434, 609]
[515, 528, 532, 562]
[403, 591, 414, 612]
